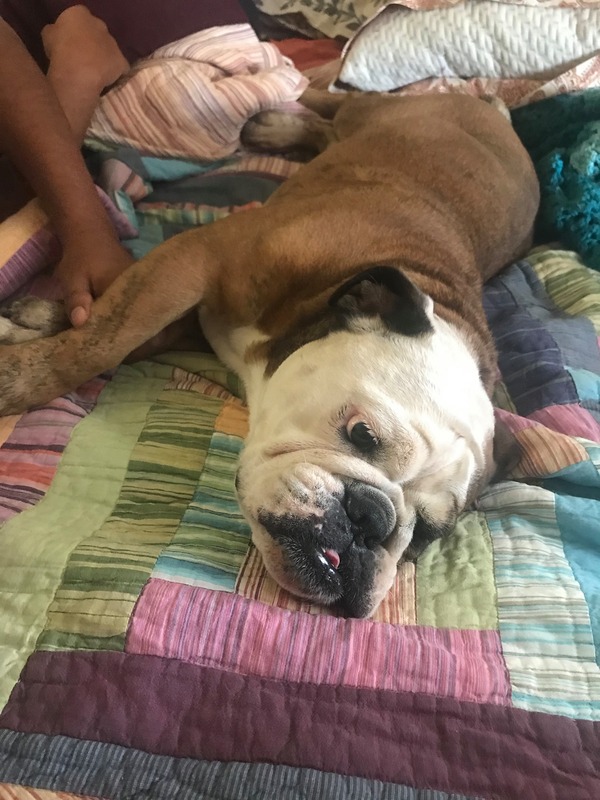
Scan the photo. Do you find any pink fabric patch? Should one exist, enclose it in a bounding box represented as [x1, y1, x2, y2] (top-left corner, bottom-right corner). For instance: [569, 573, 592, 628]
[528, 404, 600, 442]
[495, 407, 538, 434]
[0, 377, 108, 522]
[127, 578, 511, 706]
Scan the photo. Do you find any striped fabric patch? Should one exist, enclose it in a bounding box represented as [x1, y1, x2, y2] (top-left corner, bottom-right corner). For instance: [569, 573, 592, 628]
[0, 730, 480, 800]
[208, 155, 302, 180]
[0, 787, 95, 800]
[134, 200, 264, 229]
[528, 403, 600, 440]
[0, 381, 108, 523]
[151, 377, 250, 592]
[0, 199, 56, 302]
[35, 366, 225, 652]
[530, 249, 600, 334]
[481, 482, 600, 720]
[127, 577, 510, 705]
[495, 411, 591, 479]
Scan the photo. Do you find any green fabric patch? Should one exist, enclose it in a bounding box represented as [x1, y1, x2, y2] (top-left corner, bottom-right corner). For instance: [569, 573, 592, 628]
[0, 364, 164, 703]
[416, 511, 497, 630]
[37, 367, 219, 652]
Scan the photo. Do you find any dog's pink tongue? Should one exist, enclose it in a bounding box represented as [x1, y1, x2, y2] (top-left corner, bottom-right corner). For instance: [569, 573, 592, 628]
[323, 549, 340, 570]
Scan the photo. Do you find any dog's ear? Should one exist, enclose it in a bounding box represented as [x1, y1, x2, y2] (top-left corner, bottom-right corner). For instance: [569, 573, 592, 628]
[462, 415, 521, 514]
[328, 266, 433, 335]
[403, 419, 521, 563]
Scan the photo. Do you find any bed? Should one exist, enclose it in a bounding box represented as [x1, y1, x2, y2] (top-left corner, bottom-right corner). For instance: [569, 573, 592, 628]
[0, 16, 599, 800]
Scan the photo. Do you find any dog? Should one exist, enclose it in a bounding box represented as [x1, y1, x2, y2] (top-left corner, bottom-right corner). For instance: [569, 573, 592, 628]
[0, 91, 539, 617]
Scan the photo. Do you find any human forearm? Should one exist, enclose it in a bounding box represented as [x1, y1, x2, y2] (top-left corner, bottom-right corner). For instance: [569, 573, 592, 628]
[46, 67, 104, 144]
[0, 19, 115, 245]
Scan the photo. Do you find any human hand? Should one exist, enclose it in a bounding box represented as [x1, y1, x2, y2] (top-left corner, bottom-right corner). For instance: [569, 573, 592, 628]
[42, 5, 129, 93]
[54, 236, 135, 327]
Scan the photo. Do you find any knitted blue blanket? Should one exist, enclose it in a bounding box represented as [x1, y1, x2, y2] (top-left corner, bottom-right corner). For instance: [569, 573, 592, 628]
[512, 89, 600, 270]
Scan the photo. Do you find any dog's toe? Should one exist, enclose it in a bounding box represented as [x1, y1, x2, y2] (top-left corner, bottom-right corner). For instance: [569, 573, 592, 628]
[241, 111, 311, 152]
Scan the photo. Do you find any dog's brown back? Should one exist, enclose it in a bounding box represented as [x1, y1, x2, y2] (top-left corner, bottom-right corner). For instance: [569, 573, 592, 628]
[240, 93, 539, 391]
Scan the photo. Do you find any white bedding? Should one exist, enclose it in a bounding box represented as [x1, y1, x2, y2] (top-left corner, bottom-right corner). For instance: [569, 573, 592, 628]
[336, 1, 600, 92]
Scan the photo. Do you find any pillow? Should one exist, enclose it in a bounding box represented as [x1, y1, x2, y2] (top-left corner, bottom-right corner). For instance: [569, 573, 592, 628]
[252, 0, 385, 38]
[335, 1, 600, 92]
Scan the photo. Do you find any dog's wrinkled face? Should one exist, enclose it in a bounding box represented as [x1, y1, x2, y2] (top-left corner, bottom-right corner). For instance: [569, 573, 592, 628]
[235, 268, 502, 617]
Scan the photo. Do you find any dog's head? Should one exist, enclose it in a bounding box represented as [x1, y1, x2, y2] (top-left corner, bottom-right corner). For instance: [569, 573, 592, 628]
[236, 267, 517, 617]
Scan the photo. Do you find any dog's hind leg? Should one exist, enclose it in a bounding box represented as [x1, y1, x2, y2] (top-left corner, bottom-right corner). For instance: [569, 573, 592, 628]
[298, 88, 348, 119]
[242, 110, 335, 154]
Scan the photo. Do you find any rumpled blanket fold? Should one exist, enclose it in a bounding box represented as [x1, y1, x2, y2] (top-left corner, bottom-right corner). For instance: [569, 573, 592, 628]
[87, 24, 308, 160]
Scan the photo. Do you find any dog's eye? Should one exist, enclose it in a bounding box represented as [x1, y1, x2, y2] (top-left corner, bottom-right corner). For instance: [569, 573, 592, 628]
[348, 421, 379, 452]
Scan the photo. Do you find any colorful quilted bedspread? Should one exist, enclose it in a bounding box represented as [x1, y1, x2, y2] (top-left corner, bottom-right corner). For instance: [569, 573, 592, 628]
[0, 147, 600, 799]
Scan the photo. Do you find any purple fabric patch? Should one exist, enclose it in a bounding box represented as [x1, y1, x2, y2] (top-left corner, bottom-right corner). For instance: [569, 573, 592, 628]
[1, 650, 599, 800]
[0, 228, 59, 302]
[484, 262, 581, 415]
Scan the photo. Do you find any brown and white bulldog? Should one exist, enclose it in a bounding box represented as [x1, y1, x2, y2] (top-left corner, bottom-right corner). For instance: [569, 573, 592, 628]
[0, 91, 539, 617]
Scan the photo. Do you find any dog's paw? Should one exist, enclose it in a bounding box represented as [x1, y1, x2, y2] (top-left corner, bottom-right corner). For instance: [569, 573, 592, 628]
[0, 297, 69, 344]
[241, 110, 313, 152]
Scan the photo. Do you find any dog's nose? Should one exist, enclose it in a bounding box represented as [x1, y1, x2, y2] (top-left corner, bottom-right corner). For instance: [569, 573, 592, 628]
[343, 481, 396, 547]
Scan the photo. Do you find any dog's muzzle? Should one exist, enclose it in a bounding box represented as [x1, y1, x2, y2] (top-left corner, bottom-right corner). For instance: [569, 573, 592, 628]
[258, 480, 396, 617]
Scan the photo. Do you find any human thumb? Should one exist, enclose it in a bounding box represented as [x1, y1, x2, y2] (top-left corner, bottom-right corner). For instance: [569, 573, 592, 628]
[64, 278, 93, 328]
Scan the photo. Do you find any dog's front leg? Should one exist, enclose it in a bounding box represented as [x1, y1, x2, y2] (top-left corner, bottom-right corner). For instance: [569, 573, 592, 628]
[0, 224, 225, 416]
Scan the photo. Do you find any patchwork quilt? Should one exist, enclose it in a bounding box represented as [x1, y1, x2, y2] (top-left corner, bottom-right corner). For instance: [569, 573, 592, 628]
[0, 148, 599, 798]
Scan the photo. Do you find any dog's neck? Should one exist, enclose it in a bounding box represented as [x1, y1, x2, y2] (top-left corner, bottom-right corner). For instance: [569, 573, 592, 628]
[233, 259, 496, 398]
[399, 262, 497, 395]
